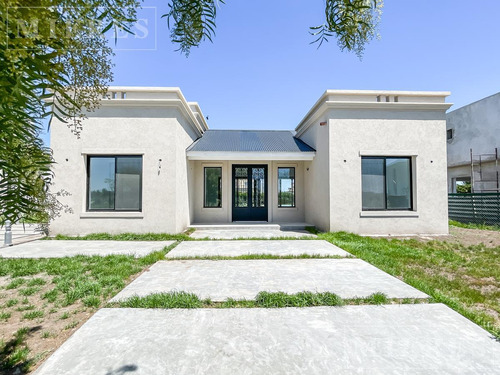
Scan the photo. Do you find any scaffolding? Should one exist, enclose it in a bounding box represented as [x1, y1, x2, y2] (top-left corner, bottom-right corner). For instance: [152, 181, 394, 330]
[470, 148, 500, 193]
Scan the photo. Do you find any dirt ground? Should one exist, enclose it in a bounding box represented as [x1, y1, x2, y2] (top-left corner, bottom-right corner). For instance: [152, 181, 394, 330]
[390, 226, 500, 248]
[0, 274, 96, 374]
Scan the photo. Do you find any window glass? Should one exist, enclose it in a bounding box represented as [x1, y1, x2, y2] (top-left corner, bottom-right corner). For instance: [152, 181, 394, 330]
[204, 167, 222, 208]
[88, 156, 142, 211]
[362, 158, 385, 210]
[88, 157, 115, 210]
[278, 167, 295, 207]
[251, 167, 266, 208]
[115, 157, 142, 210]
[234, 167, 248, 207]
[386, 158, 411, 209]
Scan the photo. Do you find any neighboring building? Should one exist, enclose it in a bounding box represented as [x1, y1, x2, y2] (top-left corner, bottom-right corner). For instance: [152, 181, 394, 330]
[446, 92, 500, 193]
[50, 88, 452, 236]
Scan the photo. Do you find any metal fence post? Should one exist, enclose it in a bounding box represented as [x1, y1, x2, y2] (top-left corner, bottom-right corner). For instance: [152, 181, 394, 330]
[4, 220, 13, 247]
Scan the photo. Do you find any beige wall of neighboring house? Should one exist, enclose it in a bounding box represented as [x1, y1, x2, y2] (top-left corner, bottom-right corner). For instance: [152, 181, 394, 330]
[50, 87, 452, 236]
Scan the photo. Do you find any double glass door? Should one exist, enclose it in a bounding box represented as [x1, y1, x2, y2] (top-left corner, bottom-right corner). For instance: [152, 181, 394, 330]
[232, 165, 268, 221]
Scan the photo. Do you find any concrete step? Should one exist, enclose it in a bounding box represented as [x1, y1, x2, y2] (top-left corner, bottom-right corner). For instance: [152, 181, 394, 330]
[189, 222, 312, 231]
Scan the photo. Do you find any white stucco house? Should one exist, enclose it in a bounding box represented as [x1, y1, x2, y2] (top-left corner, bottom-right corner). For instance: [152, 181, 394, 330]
[50, 87, 452, 236]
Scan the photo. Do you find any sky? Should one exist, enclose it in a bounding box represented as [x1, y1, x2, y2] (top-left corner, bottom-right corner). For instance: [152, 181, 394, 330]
[42, 0, 500, 145]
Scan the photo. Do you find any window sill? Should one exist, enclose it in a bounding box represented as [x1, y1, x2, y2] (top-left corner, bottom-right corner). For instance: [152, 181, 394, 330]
[359, 211, 419, 218]
[80, 212, 144, 219]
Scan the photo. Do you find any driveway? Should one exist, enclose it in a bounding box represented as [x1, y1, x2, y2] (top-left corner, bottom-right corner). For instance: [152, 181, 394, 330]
[34, 236, 500, 374]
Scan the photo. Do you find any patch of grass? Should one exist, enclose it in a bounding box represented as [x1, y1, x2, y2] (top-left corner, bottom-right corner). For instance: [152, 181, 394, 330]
[27, 278, 46, 287]
[22, 310, 44, 320]
[0, 311, 11, 320]
[64, 321, 78, 330]
[41, 331, 52, 339]
[16, 304, 35, 312]
[119, 292, 203, 309]
[449, 220, 500, 231]
[348, 293, 389, 305]
[50, 232, 192, 241]
[169, 254, 350, 261]
[319, 231, 500, 338]
[5, 299, 18, 307]
[116, 291, 411, 310]
[0, 327, 33, 372]
[305, 226, 320, 234]
[60, 312, 69, 320]
[0, 242, 178, 309]
[42, 289, 58, 303]
[82, 295, 101, 308]
[6, 278, 25, 290]
[255, 291, 344, 308]
[19, 286, 40, 296]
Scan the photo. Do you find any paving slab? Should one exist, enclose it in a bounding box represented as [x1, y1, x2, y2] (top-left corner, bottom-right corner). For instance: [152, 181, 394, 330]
[167, 240, 350, 258]
[0, 240, 175, 258]
[190, 229, 315, 239]
[34, 304, 500, 375]
[111, 259, 427, 301]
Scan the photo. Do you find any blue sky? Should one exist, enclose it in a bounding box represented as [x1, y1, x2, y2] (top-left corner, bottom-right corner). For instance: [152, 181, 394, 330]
[43, 0, 500, 145]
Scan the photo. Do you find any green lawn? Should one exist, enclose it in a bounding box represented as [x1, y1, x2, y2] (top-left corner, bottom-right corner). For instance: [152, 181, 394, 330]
[319, 231, 500, 338]
[0, 243, 176, 373]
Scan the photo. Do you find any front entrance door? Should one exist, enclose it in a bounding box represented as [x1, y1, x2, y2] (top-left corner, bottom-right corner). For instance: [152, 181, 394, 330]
[232, 165, 268, 221]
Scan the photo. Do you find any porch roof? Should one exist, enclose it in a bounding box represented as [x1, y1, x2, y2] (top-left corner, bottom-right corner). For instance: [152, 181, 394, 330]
[186, 130, 316, 161]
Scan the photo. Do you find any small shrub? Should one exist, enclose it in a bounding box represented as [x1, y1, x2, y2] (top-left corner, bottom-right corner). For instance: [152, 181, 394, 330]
[0, 311, 11, 320]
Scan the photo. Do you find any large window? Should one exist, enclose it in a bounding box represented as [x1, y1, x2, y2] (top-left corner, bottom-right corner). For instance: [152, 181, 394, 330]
[278, 167, 295, 208]
[87, 156, 142, 211]
[362, 157, 412, 211]
[204, 167, 222, 208]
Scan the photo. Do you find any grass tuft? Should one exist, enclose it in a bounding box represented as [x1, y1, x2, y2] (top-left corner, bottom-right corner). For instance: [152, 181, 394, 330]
[118, 292, 202, 309]
[449, 220, 500, 231]
[255, 291, 344, 308]
[22, 310, 44, 320]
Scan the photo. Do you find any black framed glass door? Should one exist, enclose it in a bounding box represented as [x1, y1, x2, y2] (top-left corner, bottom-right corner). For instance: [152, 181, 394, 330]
[232, 165, 268, 221]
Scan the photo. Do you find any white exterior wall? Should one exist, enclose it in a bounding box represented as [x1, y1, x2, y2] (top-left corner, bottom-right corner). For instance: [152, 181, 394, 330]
[190, 161, 306, 224]
[299, 124, 331, 231]
[50, 88, 206, 235]
[296, 90, 452, 236]
[327, 109, 449, 235]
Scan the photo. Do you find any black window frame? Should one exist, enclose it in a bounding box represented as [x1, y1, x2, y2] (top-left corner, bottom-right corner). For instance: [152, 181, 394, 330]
[277, 167, 296, 208]
[361, 156, 413, 211]
[203, 167, 222, 208]
[86, 155, 143, 212]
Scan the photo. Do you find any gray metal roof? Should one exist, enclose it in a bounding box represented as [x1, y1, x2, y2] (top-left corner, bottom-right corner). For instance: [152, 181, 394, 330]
[187, 130, 315, 153]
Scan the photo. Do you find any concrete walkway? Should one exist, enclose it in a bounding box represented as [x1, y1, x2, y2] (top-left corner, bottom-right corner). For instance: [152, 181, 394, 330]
[34, 304, 500, 375]
[166, 240, 350, 258]
[111, 259, 428, 301]
[0, 240, 175, 258]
